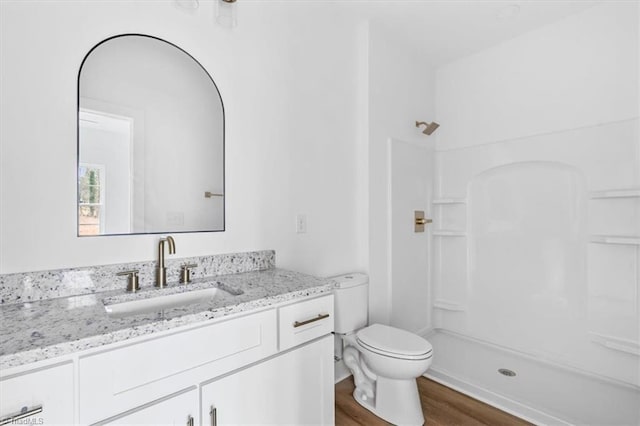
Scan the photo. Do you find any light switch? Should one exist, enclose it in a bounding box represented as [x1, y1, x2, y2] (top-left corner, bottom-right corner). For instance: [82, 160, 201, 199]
[296, 214, 307, 234]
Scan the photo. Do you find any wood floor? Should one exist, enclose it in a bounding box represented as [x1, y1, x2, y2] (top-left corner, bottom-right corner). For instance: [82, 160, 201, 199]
[335, 376, 532, 426]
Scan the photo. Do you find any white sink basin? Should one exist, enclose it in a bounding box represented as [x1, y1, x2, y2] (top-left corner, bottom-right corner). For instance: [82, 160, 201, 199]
[104, 287, 218, 317]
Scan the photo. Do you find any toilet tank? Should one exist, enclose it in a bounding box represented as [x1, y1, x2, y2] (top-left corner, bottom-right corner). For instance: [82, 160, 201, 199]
[331, 273, 368, 334]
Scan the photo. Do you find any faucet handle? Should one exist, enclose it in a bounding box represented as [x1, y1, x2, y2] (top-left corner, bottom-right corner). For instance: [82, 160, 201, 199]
[180, 263, 198, 284]
[117, 270, 140, 292]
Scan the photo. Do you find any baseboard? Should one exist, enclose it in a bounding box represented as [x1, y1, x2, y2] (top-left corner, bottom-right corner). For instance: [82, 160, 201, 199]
[424, 368, 570, 426]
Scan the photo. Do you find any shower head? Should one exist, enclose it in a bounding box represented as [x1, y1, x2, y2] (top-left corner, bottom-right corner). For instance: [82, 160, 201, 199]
[415, 121, 440, 135]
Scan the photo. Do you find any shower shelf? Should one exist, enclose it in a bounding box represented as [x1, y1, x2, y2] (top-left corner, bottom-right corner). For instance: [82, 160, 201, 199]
[589, 332, 640, 356]
[432, 230, 466, 237]
[432, 198, 467, 205]
[589, 235, 640, 245]
[433, 299, 467, 311]
[589, 188, 640, 199]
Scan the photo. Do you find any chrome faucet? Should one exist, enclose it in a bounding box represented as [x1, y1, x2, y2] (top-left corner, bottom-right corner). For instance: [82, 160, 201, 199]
[156, 236, 176, 288]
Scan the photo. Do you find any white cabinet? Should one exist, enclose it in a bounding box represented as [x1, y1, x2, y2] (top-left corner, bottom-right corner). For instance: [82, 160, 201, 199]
[2, 294, 334, 426]
[201, 334, 334, 426]
[278, 295, 334, 351]
[97, 388, 199, 426]
[80, 309, 277, 424]
[0, 362, 74, 426]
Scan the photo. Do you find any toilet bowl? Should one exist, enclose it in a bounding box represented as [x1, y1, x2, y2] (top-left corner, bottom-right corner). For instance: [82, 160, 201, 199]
[332, 273, 433, 426]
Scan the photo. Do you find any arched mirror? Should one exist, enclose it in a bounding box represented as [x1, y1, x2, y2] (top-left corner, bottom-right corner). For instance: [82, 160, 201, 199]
[77, 34, 224, 236]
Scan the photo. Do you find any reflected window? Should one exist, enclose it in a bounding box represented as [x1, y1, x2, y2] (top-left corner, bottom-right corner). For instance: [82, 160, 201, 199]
[78, 164, 105, 236]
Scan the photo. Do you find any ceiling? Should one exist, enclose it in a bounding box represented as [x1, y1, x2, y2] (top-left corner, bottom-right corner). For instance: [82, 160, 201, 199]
[341, 0, 600, 66]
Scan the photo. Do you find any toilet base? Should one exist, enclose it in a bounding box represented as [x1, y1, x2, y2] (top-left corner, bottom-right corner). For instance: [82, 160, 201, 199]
[352, 376, 425, 426]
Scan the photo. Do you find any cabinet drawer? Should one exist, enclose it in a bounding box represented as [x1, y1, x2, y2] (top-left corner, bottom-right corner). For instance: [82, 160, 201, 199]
[0, 362, 74, 425]
[96, 387, 198, 426]
[79, 309, 277, 425]
[278, 295, 334, 351]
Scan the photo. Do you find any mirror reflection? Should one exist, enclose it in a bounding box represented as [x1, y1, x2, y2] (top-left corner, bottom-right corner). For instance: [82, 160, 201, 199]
[78, 34, 224, 236]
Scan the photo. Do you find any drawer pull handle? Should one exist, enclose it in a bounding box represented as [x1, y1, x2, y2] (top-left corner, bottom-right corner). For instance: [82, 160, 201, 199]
[187, 414, 194, 426]
[210, 406, 217, 426]
[294, 313, 330, 328]
[0, 405, 43, 425]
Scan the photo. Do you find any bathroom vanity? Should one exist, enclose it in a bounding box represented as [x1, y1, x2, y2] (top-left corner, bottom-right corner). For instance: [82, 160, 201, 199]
[0, 253, 335, 425]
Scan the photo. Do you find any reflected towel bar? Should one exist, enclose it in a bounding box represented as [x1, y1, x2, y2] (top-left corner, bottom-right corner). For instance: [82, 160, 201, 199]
[204, 192, 224, 198]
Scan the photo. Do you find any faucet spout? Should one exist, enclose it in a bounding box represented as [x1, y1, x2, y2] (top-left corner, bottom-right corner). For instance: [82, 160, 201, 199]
[156, 236, 176, 288]
[166, 236, 176, 254]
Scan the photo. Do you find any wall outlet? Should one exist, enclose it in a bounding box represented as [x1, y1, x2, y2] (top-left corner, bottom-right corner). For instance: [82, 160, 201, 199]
[296, 214, 307, 234]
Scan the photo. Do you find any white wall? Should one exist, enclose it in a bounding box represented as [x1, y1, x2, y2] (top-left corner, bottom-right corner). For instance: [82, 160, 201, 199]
[365, 23, 436, 328]
[0, 1, 365, 276]
[435, 1, 638, 151]
[433, 0, 639, 391]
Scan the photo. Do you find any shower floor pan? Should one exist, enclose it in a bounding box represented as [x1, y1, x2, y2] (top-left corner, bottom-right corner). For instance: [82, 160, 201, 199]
[424, 329, 640, 425]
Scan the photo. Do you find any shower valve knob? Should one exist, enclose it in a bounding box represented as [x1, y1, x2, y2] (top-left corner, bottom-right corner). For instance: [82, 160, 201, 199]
[414, 210, 432, 232]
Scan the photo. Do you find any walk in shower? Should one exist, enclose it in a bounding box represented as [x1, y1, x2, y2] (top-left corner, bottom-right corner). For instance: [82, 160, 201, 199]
[428, 120, 639, 424]
[423, 2, 640, 424]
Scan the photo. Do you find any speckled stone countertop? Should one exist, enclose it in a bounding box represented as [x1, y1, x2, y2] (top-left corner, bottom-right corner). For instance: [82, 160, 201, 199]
[0, 250, 275, 305]
[0, 268, 333, 370]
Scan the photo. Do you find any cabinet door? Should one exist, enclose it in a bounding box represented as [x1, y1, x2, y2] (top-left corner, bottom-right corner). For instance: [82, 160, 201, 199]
[0, 362, 74, 426]
[80, 309, 277, 424]
[98, 388, 198, 426]
[201, 335, 334, 426]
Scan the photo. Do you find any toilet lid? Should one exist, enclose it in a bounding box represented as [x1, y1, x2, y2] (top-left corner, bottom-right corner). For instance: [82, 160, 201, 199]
[356, 324, 433, 359]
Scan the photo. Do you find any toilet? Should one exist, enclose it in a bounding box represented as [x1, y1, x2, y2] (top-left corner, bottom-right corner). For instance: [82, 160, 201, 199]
[332, 273, 433, 426]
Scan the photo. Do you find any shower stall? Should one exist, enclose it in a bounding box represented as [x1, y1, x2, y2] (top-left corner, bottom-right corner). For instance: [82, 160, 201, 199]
[427, 120, 639, 424]
[413, 3, 639, 424]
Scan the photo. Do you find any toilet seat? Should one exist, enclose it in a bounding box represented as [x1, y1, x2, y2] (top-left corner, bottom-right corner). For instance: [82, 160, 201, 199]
[356, 324, 433, 360]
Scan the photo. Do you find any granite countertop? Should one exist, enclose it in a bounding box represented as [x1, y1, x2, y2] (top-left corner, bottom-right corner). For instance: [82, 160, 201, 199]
[0, 268, 333, 370]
